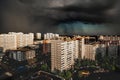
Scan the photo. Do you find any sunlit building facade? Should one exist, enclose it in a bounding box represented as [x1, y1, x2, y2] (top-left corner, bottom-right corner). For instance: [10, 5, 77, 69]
[51, 40, 77, 72]
[0, 34, 17, 52]
[44, 33, 59, 40]
[9, 32, 34, 48]
[0, 32, 34, 52]
[36, 33, 41, 39]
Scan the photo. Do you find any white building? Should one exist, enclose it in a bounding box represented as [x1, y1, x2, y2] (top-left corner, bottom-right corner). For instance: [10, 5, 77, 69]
[36, 33, 41, 39]
[51, 40, 78, 72]
[72, 40, 79, 59]
[84, 44, 97, 60]
[99, 35, 120, 41]
[79, 38, 85, 59]
[9, 32, 34, 48]
[44, 33, 59, 40]
[0, 34, 17, 52]
[0, 32, 34, 52]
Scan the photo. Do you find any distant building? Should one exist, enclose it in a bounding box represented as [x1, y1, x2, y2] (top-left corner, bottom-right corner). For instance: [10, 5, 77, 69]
[99, 35, 120, 41]
[7, 49, 35, 61]
[79, 38, 85, 59]
[96, 40, 120, 57]
[9, 32, 34, 48]
[0, 34, 17, 52]
[36, 33, 41, 40]
[0, 32, 34, 52]
[27, 44, 41, 57]
[44, 33, 59, 40]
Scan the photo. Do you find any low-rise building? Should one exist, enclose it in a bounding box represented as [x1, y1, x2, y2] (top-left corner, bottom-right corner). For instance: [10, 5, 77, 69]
[6, 49, 35, 61]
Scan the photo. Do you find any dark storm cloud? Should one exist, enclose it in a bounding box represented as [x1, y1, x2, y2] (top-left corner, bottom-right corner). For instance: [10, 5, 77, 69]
[0, 0, 120, 34]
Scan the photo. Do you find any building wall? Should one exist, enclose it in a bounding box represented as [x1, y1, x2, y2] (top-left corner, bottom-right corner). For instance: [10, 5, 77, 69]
[79, 38, 85, 59]
[44, 33, 59, 40]
[43, 40, 51, 54]
[0, 32, 34, 52]
[0, 34, 17, 52]
[51, 40, 77, 72]
[84, 45, 96, 60]
[8, 50, 35, 61]
[9, 32, 34, 48]
[25, 50, 36, 60]
[99, 35, 120, 41]
[36, 33, 41, 39]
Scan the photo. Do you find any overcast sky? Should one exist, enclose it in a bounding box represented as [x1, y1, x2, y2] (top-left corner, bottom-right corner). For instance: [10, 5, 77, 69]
[0, 0, 120, 35]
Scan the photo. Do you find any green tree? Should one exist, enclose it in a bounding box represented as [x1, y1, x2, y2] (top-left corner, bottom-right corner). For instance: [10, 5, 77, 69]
[41, 64, 48, 71]
[74, 59, 81, 69]
[60, 70, 72, 80]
